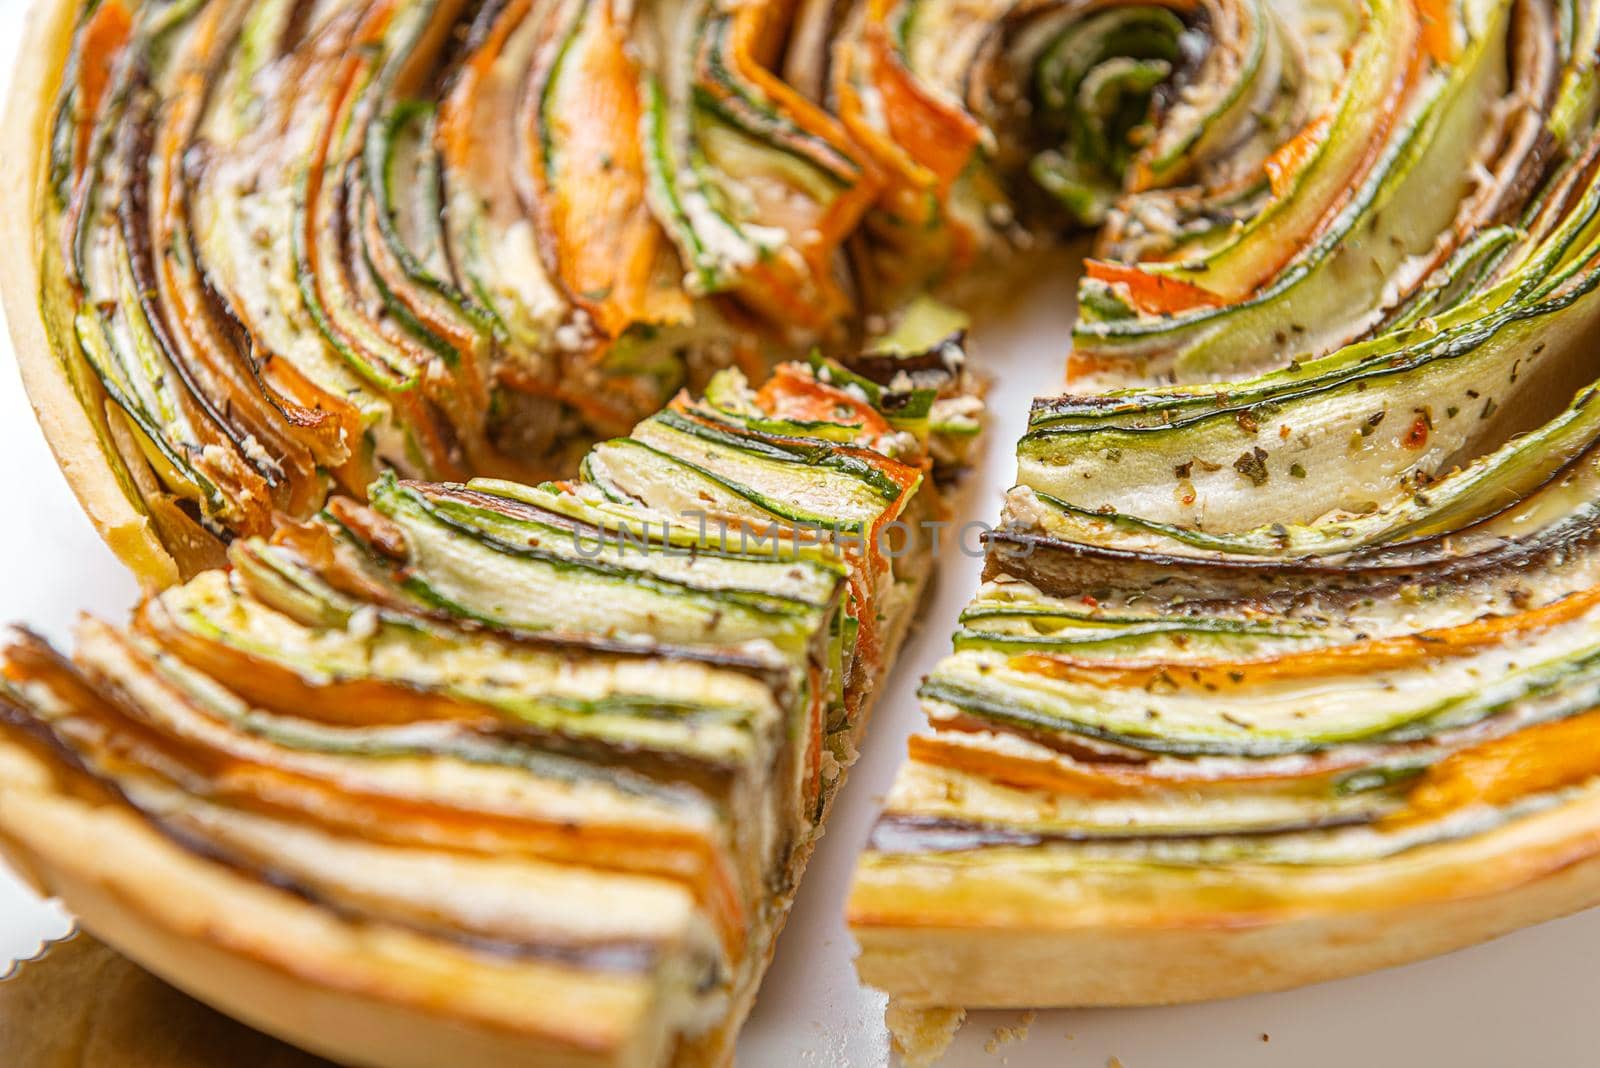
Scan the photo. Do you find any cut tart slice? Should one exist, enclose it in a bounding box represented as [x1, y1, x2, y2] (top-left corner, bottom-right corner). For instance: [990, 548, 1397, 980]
[0, 356, 981, 1068]
[847, 0, 1600, 1036]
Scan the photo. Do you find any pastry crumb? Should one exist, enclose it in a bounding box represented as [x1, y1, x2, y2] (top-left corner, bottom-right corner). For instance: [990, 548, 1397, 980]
[886, 1003, 965, 1066]
[985, 1010, 1036, 1052]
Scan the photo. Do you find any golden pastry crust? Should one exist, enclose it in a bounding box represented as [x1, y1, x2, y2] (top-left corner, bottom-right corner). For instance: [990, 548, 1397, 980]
[0, 0, 183, 587]
[0, 732, 677, 1068]
[850, 784, 1600, 1008]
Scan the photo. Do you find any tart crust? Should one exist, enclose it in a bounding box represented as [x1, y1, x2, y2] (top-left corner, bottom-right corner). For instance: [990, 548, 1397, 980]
[0, 0, 183, 587]
[850, 784, 1600, 1008]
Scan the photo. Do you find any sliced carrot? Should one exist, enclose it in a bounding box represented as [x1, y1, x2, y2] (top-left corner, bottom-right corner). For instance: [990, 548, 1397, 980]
[864, 22, 980, 195]
[266, 514, 420, 609]
[1415, 0, 1457, 65]
[257, 355, 367, 496]
[73, 0, 133, 179]
[754, 363, 894, 440]
[152, 36, 336, 519]
[144, 616, 494, 729]
[730, 259, 844, 333]
[297, 39, 395, 383]
[1011, 585, 1600, 690]
[1084, 259, 1221, 315]
[718, 6, 881, 257]
[353, 0, 398, 46]
[1066, 350, 1139, 384]
[60, 0, 135, 278]
[530, 3, 686, 337]
[1389, 709, 1600, 827]
[220, 759, 750, 961]
[437, 0, 530, 166]
[828, 5, 982, 280]
[1262, 114, 1332, 199]
[1233, 42, 1427, 294]
[908, 733, 1154, 799]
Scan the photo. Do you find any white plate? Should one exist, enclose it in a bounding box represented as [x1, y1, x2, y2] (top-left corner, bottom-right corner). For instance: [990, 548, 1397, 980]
[1, 2, 1597, 1062]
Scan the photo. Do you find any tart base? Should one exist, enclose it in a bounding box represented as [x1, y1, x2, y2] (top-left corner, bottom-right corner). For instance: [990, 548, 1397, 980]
[849, 785, 1600, 1009]
[0, 0, 184, 587]
[0, 931, 331, 1066]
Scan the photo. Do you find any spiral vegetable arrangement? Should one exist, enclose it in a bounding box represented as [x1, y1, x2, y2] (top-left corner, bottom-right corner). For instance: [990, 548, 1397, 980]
[844, 0, 1600, 1032]
[2, 0, 1600, 1064]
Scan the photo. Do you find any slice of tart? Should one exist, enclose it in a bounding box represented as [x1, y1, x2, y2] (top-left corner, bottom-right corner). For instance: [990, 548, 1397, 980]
[0, 355, 980, 1068]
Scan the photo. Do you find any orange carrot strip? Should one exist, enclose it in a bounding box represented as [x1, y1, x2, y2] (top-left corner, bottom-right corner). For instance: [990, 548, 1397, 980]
[1415, 0, 1457, 65]
[73, 0, 133, 178]
[1389, 709, 1600, 826]
[1084, 260, 1222, 315]
[531, 3, 683, 337]
[1262, 114, 1332, 199]
[864, 23, 981, 194]
[1011, 585, 1600, 690]
[754, 364, 894, 439]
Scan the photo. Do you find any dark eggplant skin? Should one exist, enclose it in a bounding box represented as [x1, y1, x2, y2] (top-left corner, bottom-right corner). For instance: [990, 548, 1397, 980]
[865, 810, 1379, 855]
[839, 331, 968, 385]
[985, 453, 1600, 616]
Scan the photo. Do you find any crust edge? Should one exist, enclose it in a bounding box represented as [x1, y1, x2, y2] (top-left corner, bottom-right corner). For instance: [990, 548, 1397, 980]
[0, 0, 183, 588]
[848, 797, 1600, 1009]
[0, 737, 674, 1068]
